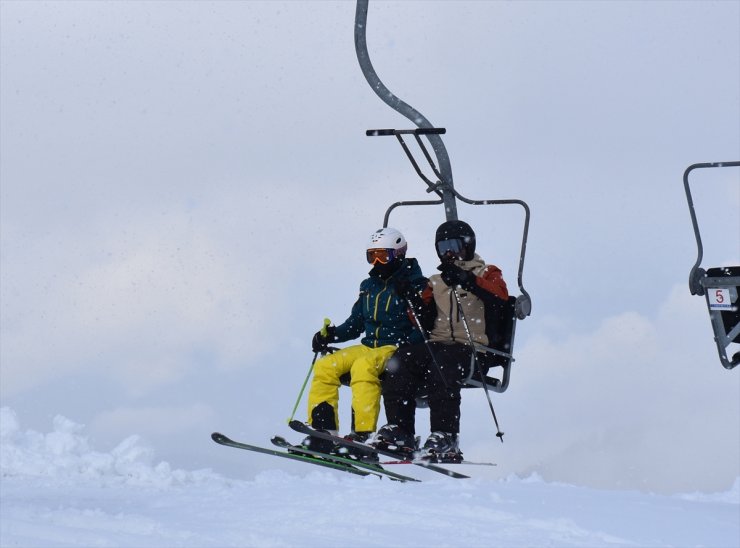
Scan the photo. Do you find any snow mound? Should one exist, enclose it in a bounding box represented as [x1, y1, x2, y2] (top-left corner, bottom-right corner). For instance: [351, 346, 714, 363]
[0, 407, 224, 488]
[679, 476, 740, 505]
[0, 407, 738, 547]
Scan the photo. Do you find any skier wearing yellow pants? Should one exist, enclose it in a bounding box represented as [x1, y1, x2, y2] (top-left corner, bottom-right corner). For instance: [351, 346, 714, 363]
[303, 227, 428, 455]
[308, 344, 396, 434]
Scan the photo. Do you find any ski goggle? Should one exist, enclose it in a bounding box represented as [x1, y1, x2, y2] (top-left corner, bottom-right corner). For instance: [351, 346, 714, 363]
[436, 238, 466, 259]
[367, 248, 398, 265]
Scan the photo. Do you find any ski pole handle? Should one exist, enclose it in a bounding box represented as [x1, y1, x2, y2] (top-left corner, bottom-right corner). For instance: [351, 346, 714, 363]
[320, 317, 331, 337]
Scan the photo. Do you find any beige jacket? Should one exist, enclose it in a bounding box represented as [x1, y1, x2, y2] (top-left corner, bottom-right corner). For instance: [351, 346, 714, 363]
[427, 254, 508, 346]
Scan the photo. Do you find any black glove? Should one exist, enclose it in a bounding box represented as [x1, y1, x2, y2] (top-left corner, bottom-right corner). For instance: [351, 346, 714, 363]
[311, 325, 336, 353]
[438, 263, 476, 290]
[394, 278, 413, 299]
[396, 278, 427, 315]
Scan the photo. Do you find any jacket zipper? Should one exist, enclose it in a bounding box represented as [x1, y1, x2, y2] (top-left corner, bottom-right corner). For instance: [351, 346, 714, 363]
[448, 289, 456, 342]
[372, 279, 390, 348]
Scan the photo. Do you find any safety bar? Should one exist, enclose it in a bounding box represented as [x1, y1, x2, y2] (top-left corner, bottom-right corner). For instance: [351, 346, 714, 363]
[367, 128, 447, 136]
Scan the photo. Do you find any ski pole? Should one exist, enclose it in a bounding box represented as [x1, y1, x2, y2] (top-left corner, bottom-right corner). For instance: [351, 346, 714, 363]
[452, 289, 505, 442]
[287, 318, 331, 423]
[405, 294, 449, 390]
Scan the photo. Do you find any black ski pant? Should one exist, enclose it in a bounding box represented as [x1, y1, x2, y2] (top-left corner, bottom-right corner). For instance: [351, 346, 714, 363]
[382, 341, 497, 436]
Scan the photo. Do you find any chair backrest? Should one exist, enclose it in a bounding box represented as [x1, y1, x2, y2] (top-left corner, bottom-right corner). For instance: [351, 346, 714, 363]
[461, 295, 517, 393]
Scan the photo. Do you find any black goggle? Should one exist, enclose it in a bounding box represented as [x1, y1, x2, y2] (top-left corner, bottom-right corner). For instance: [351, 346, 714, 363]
[436, 238, 466, 259]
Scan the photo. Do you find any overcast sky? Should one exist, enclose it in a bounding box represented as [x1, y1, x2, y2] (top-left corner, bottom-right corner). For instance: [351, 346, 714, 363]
[1, 1, 738, 494]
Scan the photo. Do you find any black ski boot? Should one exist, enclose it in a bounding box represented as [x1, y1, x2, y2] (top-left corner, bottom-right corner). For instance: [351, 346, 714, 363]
[371, 424, 418, 456]
[298, 432, 335, 455]
[335, 431, 376, 461]
[299, 402, 338, 455]
[419, 431, 463, 463]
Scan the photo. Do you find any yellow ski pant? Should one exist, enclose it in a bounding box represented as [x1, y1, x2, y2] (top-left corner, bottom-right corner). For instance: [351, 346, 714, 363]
[307, 344, 396, 433]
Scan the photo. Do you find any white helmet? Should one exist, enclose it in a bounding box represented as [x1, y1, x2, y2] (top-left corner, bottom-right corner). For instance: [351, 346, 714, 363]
[366, 227, 408, 264]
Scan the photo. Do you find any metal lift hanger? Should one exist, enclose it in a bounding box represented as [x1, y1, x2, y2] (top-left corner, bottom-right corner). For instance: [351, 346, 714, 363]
[684, 161, 740, 369]
[354, 1, 532, 393]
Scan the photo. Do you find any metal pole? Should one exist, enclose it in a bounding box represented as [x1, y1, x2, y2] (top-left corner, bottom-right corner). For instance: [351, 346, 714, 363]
[287, 319, 332, 423]
[287, 352, 320, 424]
[452, 289, 504, 442]
[405, 297, 449, 390]
[354, 0, 458, 220]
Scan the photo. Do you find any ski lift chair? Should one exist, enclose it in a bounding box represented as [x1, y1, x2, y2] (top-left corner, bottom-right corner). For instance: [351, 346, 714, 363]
[370, 128, 532, 397]
[338, 128, 530, 402]
[684, 161, 740, 369]
[336, 2, 531, 436]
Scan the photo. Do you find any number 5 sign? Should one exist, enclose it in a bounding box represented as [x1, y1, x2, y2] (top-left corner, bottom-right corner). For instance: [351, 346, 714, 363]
[708, 287, 734, 310]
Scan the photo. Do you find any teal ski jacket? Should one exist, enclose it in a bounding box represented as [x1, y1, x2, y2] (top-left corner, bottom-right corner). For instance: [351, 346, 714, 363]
[333, 258, 428, 348]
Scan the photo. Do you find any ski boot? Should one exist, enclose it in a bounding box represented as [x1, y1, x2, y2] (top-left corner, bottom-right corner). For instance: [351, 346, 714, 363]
[371, 424, 418, 457]
[334, 431, 377, 462]
[292, 431, 336, 456]
[418, 431, 463, 463]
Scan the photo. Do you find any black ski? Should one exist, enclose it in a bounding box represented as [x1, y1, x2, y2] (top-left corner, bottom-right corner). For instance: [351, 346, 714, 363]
[381, 459, 496, 466]
[211, 432, 377, 479]
[288, 420, 470, 479]
[270, 436, 419, 483]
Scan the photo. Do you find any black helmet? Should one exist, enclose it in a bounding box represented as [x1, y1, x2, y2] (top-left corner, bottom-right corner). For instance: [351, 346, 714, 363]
[435, 220, 476, 261]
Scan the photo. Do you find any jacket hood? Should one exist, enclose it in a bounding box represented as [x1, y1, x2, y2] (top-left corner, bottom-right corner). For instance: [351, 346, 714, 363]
[451, 253, 486, 273]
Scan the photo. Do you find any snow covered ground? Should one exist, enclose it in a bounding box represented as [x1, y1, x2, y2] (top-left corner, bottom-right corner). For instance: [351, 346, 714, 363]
[1, 408, 738, 547]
